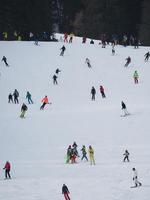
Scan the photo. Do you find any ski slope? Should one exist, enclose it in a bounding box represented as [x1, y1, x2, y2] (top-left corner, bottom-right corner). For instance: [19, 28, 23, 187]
[0, 36, 150, 200]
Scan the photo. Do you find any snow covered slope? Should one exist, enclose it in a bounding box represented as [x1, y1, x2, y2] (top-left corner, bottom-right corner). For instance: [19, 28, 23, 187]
[0, 37, 150, 200]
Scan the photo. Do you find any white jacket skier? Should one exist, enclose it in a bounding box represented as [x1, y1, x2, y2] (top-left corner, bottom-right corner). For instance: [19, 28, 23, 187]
[132, 168, 142, 187]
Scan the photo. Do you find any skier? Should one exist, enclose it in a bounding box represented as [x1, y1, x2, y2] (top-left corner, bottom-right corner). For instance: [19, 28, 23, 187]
[3, 161, 11, 179]
[64, 33, 68, 43]
[88, 145, 95, 165]
[82, 36, 86, 43]
[91, 86, 96, 101]
[144, 52, 150, 62]
[72, 142, 79, 157]
[66, 145, 72, 164]
[112, 46, 115, 55]
[60, 45, 66, 56]
[85, 58, 91, 68]
[123, 150, 130, 162]
[133, 70, 139, 84]
[125, 56, 131, 67]
[121, 101, 129, 116]
[20, 103, 28, 118]
[26, 91, 33, 104]
[40, 95, 50, 110]
[13, 89, 19, 104]
[2, 56, 9, 66]
[69, 33, 74, 43]
[62, 184, 70, 200]
[90, 39, 94, 44]
[100, 85, 106, 98]
[53, 74, 58, 85]
[81, 145, 88, 161]
[8, 93, 13, 103]
[132, 168, 142, 187]
[55, 68, 61, 74]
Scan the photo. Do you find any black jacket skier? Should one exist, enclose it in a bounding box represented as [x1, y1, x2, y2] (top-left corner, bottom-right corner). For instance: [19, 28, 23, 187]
[2, 56, 9, 66]
[144, 52, 150, 61]
[8, 93, 13, 103]
[91, 87, 96, 100]
[13, 89, 19, 104]
[53, 74, 58, 84]
[60, 45, 66, 56]
[62, 184, 70, 200]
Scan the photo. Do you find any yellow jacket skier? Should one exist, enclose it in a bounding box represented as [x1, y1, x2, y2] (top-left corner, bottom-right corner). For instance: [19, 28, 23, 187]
[88, 145, 95, 165]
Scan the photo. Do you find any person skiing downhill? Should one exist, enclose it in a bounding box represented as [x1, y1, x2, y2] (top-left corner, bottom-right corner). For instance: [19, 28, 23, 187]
[91, 87, 96, 101]
[26, 91, 33, 104]
[3, 161, 11, 179]
[2, 56, 9, 66]
[88, 145, 95, 165]
[100, 85, 106, 98]
[112, 46, 115, 55]
[8, 93, 13, 103]
[62, 184, 70, 200]
[52, 74, 58, 85]
[85, 58, 91, 68]
[66, 145, 72, 164]
[132, 168, 142, 187]
[13, 89, 19, 104]
[40, 96, 50, 110]
[123, 150, 130, 162]
[125, 56, 131, 67]
[133, 70, 139, 84]
[20, 103, 28, 118]
[81, 145, 88, 161]
[144, 52, 150, 61]
[60, 45, 66, 56]
[121, 101, 129, 116]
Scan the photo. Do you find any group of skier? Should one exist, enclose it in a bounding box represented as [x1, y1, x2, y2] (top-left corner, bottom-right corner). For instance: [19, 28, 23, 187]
[91, 85, 106, 101]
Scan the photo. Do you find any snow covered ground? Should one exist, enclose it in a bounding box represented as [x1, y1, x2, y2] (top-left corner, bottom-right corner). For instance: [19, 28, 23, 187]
[0, 35, 150, 200]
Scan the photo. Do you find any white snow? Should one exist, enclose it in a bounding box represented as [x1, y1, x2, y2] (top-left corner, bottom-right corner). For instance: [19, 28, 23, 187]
[0, 35, 150, 200]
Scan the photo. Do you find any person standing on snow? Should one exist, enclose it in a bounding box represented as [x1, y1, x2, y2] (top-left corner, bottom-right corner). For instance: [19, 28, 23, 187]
[91, 86, 96, 101]
[60, 45, 66, 56]
[8, 93, 13, 103]
[26, 91, 33, 104]
[133, 70, 139, 84]
[88, 145, 95, 165]
[85, 58, 92, 68]
[2, 56, 9, 66]
[20, 103, 28, 118]
[3, 161, 11, 179]
[13, 89, 19, 104]
[144, 52, 150, 62]
[123, 150, 130, 162]
[121, 101, 129, 116]
[100, 85, 106, 98]
[132, 168, 142, 187]
[52, 74, 58, 85]
[62, 184, 70, 200]
[124, 56, 131, 67]
[81, 145, 88, 161]
[40, 95, 50, 110]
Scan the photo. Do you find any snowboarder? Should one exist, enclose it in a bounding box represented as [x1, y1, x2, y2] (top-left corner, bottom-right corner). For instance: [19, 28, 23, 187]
[20, 103, 28, 118]
[60, 45, 66, 56]
[13, 89, 19, 104]
[144, 52, 150, 62]
[123, 150, 130, 162]
[3, 161, 11, 179]
[88, 145, 95, 165]
[62, 184, 70, 200]
[100, 85, 106, 98]
[8, 93, 13, 103]
[132, 168, 142, 187]
[133, 70, 139, 84]
[91, 87, 96, 101]
[26, 91, 33, 104]
[121, 101, 129, 116]
[125, 56, 131, 67]
[40, 95, 50, 110]
[2, 56, 9, 66]
[53, 74, 58, 85]
[81, 145, 88, 161]
[55, 68, 61, 74]
[85, 58, 91, 68]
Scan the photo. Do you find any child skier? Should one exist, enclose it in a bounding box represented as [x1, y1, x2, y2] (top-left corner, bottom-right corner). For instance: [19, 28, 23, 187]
[133, 70, 139, 84]
[2, 56, 9, 66]
[85, 58, 91, 68]
[123, 150, 130, 162]
[3, 161, 11, 179]
[62, 184, 70, 200]
[124, 56, 131, 67]
[20, 103, 28, 118]
[40, 96, 50, 110]
[81, 145, 88, 161]
[100, 85, 106, 98]
[121, 101, 130, 116]
[60, 45, 66, 56]
[91, 87, 96, 101]
[26, 91, 33, 104]
[8, 93, 13, 103]
[132, 168, 142, 187]
[88, 145, 95, 165]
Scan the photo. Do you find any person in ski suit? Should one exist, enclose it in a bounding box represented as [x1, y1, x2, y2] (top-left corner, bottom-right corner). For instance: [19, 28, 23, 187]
[20, 103, 28, 118]
[3, 161, 11, 179]
[69, 33, 74, 43]
[13, 89, 19, 104]
[8, 93, 13, 103]
[125, 56, 131, 67]
[132, 168, 142, 187]
[53, 74, 58, 85]
[26, 91, 33, 104]
[81, 145, 88, 161]
[91, 87, 96, 101]
[133, 70, 139, 84]
[121, 101, 129, 116]
[112, 45, 115, 55]
[40, 96, 50, 110]
[2, 56, 9, 66]
[85, 58, 91, 68]
[88, 145, 95, 165]
[62, 184, 70, 200]
[82, 36, 86, 43]
[64, 33, 68, 43]
[100, 85, 106, 98]
[144, 52, 150, 62]
[55, 68, 61, 74]
[60, 45, 66, 56]
[66, 145, 72, 163]
[72, 142, 79, 157]
[123, 150, 130, 162]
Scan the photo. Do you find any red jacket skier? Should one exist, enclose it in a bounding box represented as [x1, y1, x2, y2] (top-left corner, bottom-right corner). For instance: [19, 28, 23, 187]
[3, 161, 11, 179]
[100, 85, 106, 98]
